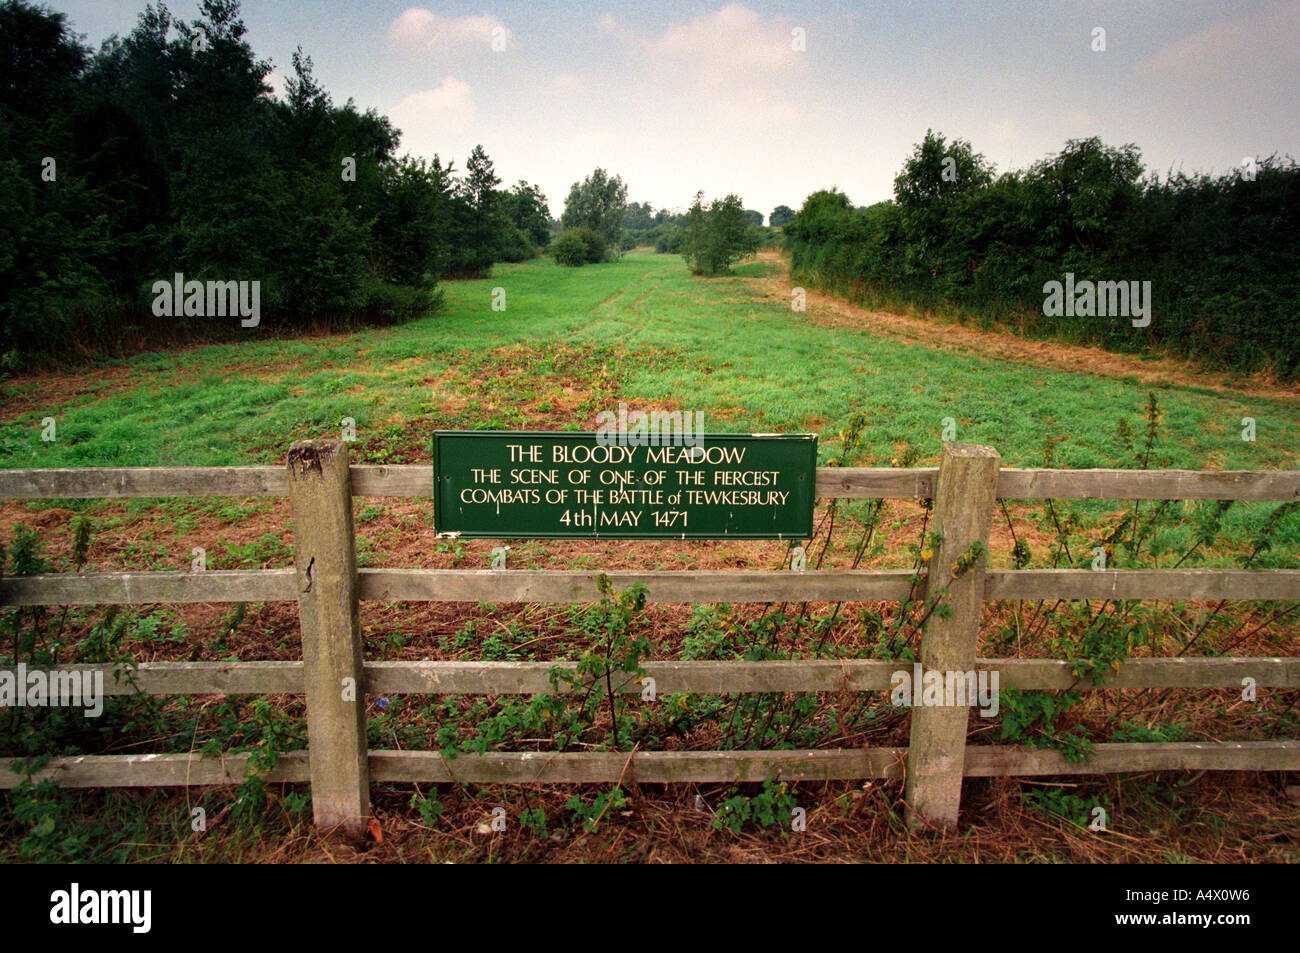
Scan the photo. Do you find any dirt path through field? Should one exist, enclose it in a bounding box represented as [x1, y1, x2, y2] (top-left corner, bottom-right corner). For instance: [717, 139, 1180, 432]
[741, 251, 1300, 402]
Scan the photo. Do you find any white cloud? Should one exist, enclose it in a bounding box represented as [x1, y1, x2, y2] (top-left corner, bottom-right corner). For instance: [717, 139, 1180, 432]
[602, 4, 804, 85]
[649, 2, 801, 76]
[388, 77, 477, 155]
[594, 2, 807, 144]
[386, 9, 512, 53]
[1136, 0, 1300, 85]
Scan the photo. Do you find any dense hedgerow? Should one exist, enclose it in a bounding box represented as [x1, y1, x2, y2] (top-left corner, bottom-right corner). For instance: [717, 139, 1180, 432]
[786, 131, 1300, 379]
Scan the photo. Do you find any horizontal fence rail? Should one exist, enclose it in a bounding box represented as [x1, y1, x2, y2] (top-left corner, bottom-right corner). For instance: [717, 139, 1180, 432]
[1, 464, 1297, 501]
[3, 568, 1298, 606]
[1, 443, 1297, 839]
[4, 657, 1297, 697]
[4, 742, 1298, 790]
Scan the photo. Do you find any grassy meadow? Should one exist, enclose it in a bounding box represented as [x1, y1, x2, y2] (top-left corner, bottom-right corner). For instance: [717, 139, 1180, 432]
[1, 250, 1298, 863]
[4, 249, 1297, 557]
[4, 250, 1299, 469]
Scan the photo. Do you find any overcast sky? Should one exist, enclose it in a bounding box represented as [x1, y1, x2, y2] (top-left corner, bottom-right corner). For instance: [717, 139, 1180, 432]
[52, 0, 1300, 220]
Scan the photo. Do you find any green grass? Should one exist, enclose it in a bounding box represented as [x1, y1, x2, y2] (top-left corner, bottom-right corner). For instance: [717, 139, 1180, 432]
[3, 249, 1297, 476]
[3, 251, 1297, 864]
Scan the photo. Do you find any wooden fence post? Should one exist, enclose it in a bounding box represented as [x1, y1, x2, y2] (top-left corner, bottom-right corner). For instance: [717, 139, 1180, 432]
[286, 439, 370, 840]
[904, 443, 1001, 831]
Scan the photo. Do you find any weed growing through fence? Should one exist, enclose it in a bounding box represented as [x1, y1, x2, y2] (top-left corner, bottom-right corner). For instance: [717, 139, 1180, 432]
[549, 574, 651, 750]
[990, 393, 1299, 758]
[410, 788, 445, 826]
[565, 786, 628, 832]
[198, 698, 306, 829]
[1022, 787, 1108, 830]
[0, 521, 154, 761]
[712, 778, 800, 834]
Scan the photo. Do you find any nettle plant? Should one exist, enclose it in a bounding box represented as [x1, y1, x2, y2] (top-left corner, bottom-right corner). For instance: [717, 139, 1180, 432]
[0, 521, 314, 853]
[1021, 786, 1108, 830]
[0, 522, 174, 860]
[549, 574, 651, 751]
[200, 697, 307, 829]
[991, 393, 1300, 759]
[712, 778, 800, 835]
[0, 521, 151, 763]
[441, 574, 653, 758]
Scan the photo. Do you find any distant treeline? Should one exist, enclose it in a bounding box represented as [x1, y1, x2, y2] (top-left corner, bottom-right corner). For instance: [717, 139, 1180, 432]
[622, 203, 783, 255]
[786, 132, 1300, 379]
[0, 0, 551, 368]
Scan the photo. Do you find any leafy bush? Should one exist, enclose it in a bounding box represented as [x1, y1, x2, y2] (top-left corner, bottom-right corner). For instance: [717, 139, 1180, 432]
[553, 227, 607, 266]
[653, 224, 683, 254]
[497, 223, 537, 263]
[360, 279, 439, 325]
[552, 230, 587, 267]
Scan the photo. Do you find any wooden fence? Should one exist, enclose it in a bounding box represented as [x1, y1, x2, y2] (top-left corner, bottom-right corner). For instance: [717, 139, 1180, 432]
[1, 440, 1298, 840]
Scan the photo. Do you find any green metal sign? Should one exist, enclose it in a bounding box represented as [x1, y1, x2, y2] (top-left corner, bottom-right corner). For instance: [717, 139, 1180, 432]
[432, 431, 817, 539]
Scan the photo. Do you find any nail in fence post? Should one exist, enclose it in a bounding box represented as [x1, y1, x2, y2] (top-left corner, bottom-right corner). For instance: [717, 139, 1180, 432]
[904, 443, 1001, 831]
[286, 439, 369, 840]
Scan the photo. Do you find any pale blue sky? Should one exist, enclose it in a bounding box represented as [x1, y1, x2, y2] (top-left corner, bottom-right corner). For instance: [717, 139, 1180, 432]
[51, 0, 1300, 219]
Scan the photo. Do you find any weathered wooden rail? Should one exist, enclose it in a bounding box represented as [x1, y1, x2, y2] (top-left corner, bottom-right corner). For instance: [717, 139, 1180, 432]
[1, 442, 1297, 839]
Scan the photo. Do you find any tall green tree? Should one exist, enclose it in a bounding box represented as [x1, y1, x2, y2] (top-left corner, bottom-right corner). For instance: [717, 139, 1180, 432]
[1020, 137, 1143, 262]
[371, 155, 453, 286]
[622, 201, 654, 232]
[164, 0, 275, 278]
[769, 204, 796, 227]
[0, 0, 106, 364]
[501, 181, 552, 247]
[680, 192, 760, 276]
[444, 144, 505, 276]
[561, 168, 627, 259]
[892, 129, 995, 278]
